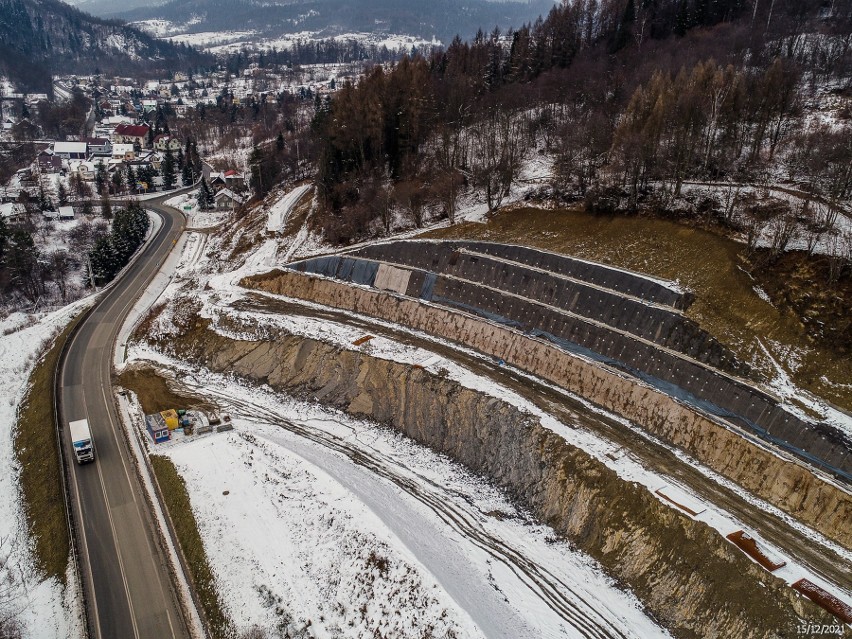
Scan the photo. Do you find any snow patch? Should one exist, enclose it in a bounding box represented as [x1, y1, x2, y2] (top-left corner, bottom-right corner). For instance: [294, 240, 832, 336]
[0, 303, 91, 638]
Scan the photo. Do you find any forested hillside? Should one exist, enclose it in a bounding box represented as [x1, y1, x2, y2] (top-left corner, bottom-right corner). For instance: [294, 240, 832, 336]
[119, 0, 555, 45]
[280, 0, 851, 244]
[0, 0, 210, 91]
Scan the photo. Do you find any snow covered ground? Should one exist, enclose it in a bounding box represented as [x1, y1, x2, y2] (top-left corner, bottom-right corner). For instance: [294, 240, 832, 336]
[136, 23, 440, 54]
[266, 184, 311, 233]
[678, 181, 852, 256]
[163, 192, 230, 229]
[0, 210, 98, 314]
[127, 346, 671, 639]
[192, 298, 852, 598]
[0, 304, 90, 639]
[118, 181, 852, 636]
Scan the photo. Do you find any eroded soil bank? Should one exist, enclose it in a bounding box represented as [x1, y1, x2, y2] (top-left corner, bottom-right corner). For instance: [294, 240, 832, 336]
[152, 313, 835, 639]
[244, 270, 852, 551]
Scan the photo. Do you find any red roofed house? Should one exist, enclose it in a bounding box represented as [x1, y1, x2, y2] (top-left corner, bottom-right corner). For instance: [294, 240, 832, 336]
[113, 124, 150, 148]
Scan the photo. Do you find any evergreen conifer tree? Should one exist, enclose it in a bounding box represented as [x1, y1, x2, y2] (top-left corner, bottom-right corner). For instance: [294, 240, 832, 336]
[162, 149, 177, 190]
[95, 162, 108, 195]
[101, 195, 112, 219]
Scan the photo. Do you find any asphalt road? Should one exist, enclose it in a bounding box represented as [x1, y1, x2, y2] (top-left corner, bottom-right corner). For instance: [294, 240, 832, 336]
[59, 194, 190, 639]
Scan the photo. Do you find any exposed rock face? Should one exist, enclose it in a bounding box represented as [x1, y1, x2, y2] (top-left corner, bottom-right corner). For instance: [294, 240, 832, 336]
[162, 317, 834, 639]
[244, 270, 852, 550]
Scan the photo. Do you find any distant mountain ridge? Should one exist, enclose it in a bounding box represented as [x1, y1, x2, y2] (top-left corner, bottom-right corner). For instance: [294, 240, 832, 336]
[0, 0, 209, 92]
[113, 0, 556, 45]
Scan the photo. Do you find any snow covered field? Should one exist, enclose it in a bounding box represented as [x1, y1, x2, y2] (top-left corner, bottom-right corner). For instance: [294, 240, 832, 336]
[136, 23, 440, 55]
[0, 305, 89, 639]
[127, 347, 671, 639]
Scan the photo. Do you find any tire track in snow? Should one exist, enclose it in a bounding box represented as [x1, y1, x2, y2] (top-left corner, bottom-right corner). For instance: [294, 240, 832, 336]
[197, 385, 640, 639]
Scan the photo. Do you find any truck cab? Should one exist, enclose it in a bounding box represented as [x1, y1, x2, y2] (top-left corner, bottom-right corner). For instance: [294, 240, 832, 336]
[69, 419, 95, 464]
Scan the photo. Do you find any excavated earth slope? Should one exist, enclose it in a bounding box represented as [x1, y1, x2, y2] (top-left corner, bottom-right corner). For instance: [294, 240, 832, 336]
[244, 270, 852, 550]
[153, 312, 836, 639]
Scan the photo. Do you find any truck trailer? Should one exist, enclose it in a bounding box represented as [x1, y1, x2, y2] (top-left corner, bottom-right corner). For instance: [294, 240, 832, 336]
[69, 419, 95, 464]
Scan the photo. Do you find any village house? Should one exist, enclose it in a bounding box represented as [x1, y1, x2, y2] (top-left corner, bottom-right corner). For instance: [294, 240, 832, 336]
[112, 143, 136, 162]
[86, 137, 112, 156]
[0, 202, 26, 224]
[75, 160, 101, 181]
[113, 123, 150, 148]
[37, 151, 63, 173]
[209, 172, 227, 191]
[53, 141, 87, 160]
[153, 134, 181, 152]
[214, 188, 246, 212]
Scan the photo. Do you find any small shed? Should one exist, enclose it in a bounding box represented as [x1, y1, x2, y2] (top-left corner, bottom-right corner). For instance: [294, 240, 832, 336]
[58, 206, 75, 220]
[145, 414, 171, 444]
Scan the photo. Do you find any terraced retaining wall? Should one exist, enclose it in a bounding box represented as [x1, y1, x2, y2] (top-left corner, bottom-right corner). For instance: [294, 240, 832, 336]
[162, 315, 835, 639]
[286, 253, 852, 482]
[245, 269, 852, 550]
[360, 240, 695, 309]
[352, 241, 742, 372]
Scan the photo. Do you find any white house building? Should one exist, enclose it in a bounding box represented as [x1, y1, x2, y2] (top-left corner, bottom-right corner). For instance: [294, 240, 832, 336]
[53, 141, 87, 160]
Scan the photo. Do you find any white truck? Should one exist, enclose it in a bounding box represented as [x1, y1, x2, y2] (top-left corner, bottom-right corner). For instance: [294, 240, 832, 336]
[69, 419, 95, 464]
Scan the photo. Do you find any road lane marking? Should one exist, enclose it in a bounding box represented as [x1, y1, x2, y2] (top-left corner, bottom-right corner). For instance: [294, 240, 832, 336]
[97, 207, 182, 637]
[93, 442, 141, 639]
[64, 204, 183, 639]
[62, 386, 104, 639]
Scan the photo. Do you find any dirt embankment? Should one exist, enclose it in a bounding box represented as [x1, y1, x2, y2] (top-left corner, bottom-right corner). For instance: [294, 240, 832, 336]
[155, 314, 835, 639]
[244, 270, 852, 551]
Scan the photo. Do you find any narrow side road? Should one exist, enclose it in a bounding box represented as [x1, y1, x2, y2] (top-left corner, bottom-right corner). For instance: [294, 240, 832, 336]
[58, 193, 191, 639]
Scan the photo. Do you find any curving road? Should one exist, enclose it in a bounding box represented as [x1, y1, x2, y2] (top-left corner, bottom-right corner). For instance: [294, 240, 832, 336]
[58, 193, 190, 639]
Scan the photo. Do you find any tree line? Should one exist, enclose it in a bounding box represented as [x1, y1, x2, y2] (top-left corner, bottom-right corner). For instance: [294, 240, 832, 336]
[302, 0, 852, 248]
[0, 202, 109, 306]
[88, 202, 149, 286]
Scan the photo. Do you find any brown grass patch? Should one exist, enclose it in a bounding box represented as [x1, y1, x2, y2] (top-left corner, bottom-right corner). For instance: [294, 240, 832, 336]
[115, 365, 215, 415]
[150, 455, 232, 638]
[14, 314, 85, 583]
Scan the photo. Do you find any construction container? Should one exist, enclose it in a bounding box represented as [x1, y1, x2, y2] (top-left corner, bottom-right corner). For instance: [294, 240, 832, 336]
[160, 409, 179, 430]
[145, 414, 171, 444]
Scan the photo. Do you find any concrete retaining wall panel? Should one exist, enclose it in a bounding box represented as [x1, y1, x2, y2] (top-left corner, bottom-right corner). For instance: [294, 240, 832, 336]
[366, 244, 743, 375]
[374, 263, 412, 295]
